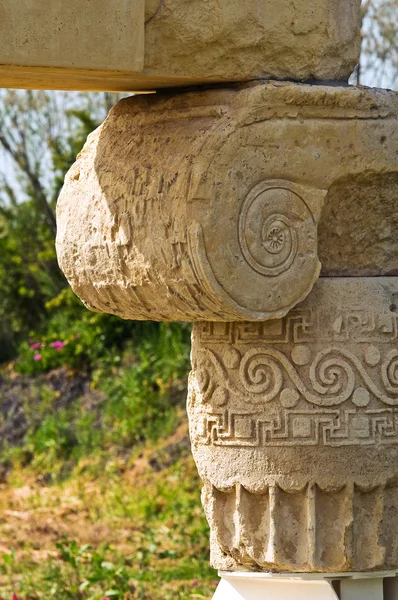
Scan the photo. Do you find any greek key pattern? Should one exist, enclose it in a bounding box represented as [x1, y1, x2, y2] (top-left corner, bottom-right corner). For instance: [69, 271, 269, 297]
[194, 344, 398, 447]
[199, 408, 398, 447]
[192, 281, 398, 447]
[198, 309, 398, 344]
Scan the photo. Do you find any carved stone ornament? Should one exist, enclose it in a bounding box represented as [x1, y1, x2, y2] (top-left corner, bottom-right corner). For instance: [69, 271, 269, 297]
[187, 277, 398, 573]
[56, 82, 398, 323]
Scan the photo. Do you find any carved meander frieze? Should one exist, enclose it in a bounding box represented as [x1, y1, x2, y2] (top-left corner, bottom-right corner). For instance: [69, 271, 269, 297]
[195, 344, 398, 448]
[187, 278, 398, 572]
[190, 283, 398, 450]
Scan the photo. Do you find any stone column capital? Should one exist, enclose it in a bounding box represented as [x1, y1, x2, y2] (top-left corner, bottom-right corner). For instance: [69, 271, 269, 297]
[56, 82, 398, 323]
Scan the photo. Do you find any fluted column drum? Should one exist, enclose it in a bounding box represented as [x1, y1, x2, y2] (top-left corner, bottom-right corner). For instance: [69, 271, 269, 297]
[188, 277, 398, 573]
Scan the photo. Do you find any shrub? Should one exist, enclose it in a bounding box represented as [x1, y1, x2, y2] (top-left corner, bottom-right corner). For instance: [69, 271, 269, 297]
[15, 288, 145, 375]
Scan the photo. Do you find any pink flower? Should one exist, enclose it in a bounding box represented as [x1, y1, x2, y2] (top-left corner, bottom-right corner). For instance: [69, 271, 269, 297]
[30, 343, 41, 350]
[33, 354, 42, 361]
[190, 580, 199, 588]
[12, 594, 20, 600]
[50, 341, 65, 351]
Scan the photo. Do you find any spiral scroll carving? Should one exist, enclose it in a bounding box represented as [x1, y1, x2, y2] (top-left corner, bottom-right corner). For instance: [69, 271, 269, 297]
[382, 350, 398, 393]
[189, 279, 398, 575]
[238, 348, 283, 401]
[309, 348, 355, 400]
[238, 182, 315, 278]
[239, 347, 398, 407]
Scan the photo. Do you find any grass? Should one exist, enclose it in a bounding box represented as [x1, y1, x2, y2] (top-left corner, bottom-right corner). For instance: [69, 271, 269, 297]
[0, 414, 217, 599]
[0, 324, 218, 599]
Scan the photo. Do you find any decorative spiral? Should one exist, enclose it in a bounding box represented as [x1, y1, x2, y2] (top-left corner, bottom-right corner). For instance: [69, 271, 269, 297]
[261, 214, 297, 273]
[196, 366, 211, 395]
[309, 349, 355, 403]
[237, 184, 313, 278]
[382, 350, 398, 394]
[239, 348, 283, 401]
[232, 346, 398, 408]
[194, 350, 215, 401]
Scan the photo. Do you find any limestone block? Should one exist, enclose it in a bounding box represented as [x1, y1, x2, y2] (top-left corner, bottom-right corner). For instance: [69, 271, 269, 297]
[187, 277, 398, 572]
[56, 83, 398, 322]
[0, 0, 361, 91]
[0, 0, 145, 74]
[319, 172, 398, 276]
[143, 0, 361, 85]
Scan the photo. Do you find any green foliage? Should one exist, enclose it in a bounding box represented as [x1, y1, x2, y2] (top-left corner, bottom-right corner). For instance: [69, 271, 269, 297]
[0, 438, 217, 599]
[0, 534, 216, 599]
[0, 89, 201, 599]
[1, 540, 156, 599]
[99, 323, 190, 448]
[0, 197, 63, 360]
[15, 287, 139, 375]
[4, 320, 191, 473]
[24, 409, 78, 468]
[0, 90, 119, 361]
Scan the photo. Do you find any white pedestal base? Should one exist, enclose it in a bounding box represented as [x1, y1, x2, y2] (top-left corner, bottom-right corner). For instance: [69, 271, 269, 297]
[213, 573, 338, 600]
[213, 571, 398, 600]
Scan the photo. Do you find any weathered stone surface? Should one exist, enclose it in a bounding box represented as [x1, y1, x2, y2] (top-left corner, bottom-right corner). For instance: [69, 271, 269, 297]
[0, 0, 361, 91]
[56, 83, 398, 322]
[143, 0, 361, 85]
[0, 0, 145, 75]
[319, 172, 398, 276]
[187, 277, 398, 572]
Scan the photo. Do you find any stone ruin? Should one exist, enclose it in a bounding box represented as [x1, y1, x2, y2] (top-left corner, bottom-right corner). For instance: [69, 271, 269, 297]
[2, 0, 398, 598]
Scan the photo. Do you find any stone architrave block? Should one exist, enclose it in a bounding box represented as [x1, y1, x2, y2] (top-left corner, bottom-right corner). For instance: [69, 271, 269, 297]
[187, 278, 398, 573]
[0, 0, 361, 91]
[0, 0, 145, 79]
[56, 83, 398, 322]
[143, 0, 362, 85]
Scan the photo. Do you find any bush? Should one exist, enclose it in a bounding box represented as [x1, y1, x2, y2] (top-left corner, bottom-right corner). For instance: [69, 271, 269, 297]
[15, 288, 146, 375]
[99, 322, 191, 448]
[5, 314, 191, 472]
